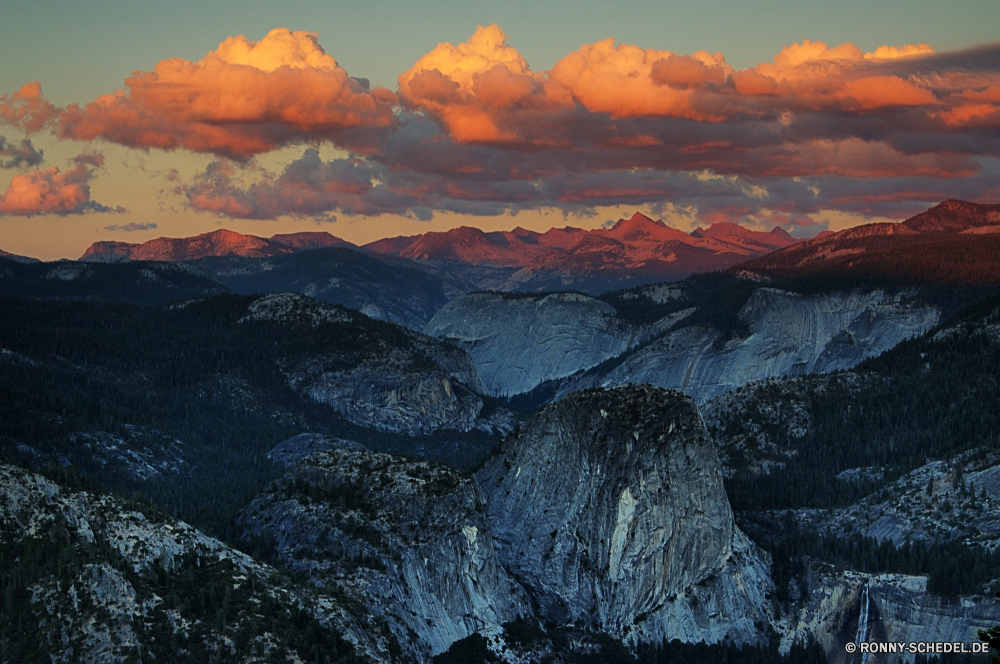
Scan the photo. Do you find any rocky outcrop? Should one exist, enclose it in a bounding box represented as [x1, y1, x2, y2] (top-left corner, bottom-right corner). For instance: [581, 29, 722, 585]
[245, 293, 491, 436]
[424, 292, 640, 396]
[777, 568, 1000, 663]
[242, 438, 529, 661]
[297, 366, 484, 436]
[197, 247, 464, 330]
[0, 463, 366, 664]
[425, 287, 938, 402]
[598, 289, 938, 403]
[476, 385, 771, 645]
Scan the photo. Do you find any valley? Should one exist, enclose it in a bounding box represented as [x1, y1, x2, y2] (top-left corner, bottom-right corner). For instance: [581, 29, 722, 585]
[2, 199, 1000, 662]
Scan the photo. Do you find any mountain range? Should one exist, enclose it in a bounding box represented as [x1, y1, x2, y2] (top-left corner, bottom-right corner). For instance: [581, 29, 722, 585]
[364, 213, 799, 292]
[5, 198, 1000, 662]
[71, 214, 798, 294]
[80, 229, 354, 262]
[25, 199, 1000, 296]
[738, 200, 1000, 287]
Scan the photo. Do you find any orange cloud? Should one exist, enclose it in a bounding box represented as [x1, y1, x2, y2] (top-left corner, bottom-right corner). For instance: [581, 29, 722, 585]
[734, 40, 943, 112]
[398, 24, 573, 144]
[550, 40, 734, 119]
[936, 85, 1000, 127]
[864, 43, 935, 61]
[44, 29, 396, 157]
[398, 27, 978, 152]
[0, 166, 90, 215]
[2, 24, 998, 222]
[0, 82, 59, 133]
[0, 153, 119, 216]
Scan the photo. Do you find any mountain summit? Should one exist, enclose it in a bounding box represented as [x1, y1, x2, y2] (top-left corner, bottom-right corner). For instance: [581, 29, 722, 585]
[736, 199, 1000, 286]
[80, 229, 351, 262]
[365, 213, 798, 292]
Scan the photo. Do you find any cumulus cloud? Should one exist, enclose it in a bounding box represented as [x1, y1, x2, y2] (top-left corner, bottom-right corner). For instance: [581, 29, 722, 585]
[396, 27, 999, 171]
[0, 82, 59, 133]
[5, 29, 397, 158]
[3, 26, 999, 223]
[397, 24, 575, 145]
[104, 221, 157, 231]
[398, 28, 998, 141]
[0, 152, 122, 216]
[0, 135, 43, 168]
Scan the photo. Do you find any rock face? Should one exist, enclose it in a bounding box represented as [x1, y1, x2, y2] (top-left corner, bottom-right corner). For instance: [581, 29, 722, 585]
[869, 577, 1000, 655]
[425, 287, 938, 402]
[297, 365, 484, 436]
[476, 385, 771, 645]
[242, 437, 529, 661]
[424, 292, 638, 396]
[777, 569, 1000, 662]
[197, 247, 464, 330]
[244, 293, 490, 436]
[598, 289, 939, 403]
[0, 463, 364, 664]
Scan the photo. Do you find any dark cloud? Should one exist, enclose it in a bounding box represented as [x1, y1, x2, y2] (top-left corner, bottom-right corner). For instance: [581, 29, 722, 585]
[0, 136, 44, 168]
[181, 145, 1000, 227]
[104, 221, 157, 231]
[72, 152, 105, 168]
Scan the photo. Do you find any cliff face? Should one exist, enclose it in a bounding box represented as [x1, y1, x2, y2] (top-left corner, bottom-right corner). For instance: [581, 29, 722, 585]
[196, 247, 464, 330]
[475, 385, 771, 645]
[424, 292, 639, 396]
[777, 569, 1000, 663]
[294, 363, 485, 436]
[248, 293, 491, 436]
[424, 288, 938, 402]
[0, 463, 367, 664]
[242, 436, 529, 661]
[599, 289, 938, 403]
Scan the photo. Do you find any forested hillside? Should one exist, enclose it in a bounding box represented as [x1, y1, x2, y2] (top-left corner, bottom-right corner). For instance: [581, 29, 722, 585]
[709, 291, 1000, 604]
[0, 294, 504, 543]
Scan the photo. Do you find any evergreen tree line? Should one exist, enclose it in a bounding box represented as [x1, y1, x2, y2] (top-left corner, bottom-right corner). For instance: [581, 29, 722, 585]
[748, 516, 1000, 600]
[0, 294, 500, 546]
[726, 292, 1000, 514]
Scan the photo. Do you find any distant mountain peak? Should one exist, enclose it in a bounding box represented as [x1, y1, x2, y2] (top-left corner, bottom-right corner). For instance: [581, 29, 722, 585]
[732, 198, 1000, 286]
[270, 231, 350, 249]
[80, 228, 294, 262]
[0, 248, 41, 264]
[609, 212, 667, 231]
[902, 199, 1000, 233]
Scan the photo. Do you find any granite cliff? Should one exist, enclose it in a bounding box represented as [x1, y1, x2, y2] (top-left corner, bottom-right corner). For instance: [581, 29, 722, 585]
[476, 385, 772, 646]
[242, 293, 491, 436]
[424, 292, 643, 396]
[596, 288, 939, 403]
[0, 463, 365, 663]
[425, 285, 939, 403]
[241, 435, 529, 661]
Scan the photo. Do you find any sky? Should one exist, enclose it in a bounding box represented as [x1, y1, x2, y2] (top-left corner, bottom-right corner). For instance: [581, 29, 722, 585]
[1, 0, 998, 260]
